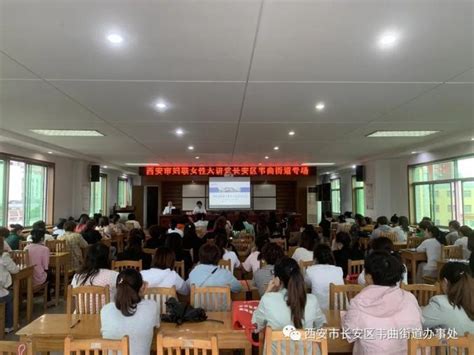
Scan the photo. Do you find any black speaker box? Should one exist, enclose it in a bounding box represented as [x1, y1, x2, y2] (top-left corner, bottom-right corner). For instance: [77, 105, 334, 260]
[90, 165, 100, 182]
[356, 165, 365, 182]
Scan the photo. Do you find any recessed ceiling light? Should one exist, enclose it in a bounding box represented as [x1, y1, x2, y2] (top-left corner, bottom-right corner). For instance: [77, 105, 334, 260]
[301, 162, 335, 166]
[471, 137, 474, 141]
[103, 165, 108, 169]
[106, 33, 123, 44]
[155, 101, 168, 111]
[264, 156, 269, 160]
[315, 102, 325, 111]
[273, 146, 279, 151]
[175, 128, 184, 136]
[377, 30, 400, 50]
[47, 151, 53, 154]
[367, 131, 439, 137]
[125, 163, 160, 166]
[411, 151, 418, 154]
[188, 146, 194, 150]
[30, 129, 104, 136]
[288, 130, 295, 136]
[195, 156, 200, 160]
[351, 165, 356, 169]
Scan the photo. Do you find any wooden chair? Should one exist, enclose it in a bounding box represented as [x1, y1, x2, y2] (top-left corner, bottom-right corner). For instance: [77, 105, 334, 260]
[379, 231, 398, 243]
[46, 239, 67, 253]
[348, 259, 365, 276]
[441, 245, 463, 260]
[111, 259, 142, 272]
[288, 246, 298, 258]
[299, 260, 314, 272]
[264, 327, 328, 355]
[157, 334, 218, 355]
[144, 287, 177, 314]
[408, 333, 474, 355]
[18, 240, 29, 250]
[31, 282, 49, 311]
[0, 303, 4, 339]
[64, 335, 129, 355]
[232, 234, 254, 258]
[0, 341, 34, 355]
[218, 259, 232, 271]
[143, 248, 157, 256]
[329, 283, 363, 310]
[9, 250, 28, 267]
[407, 236, 425, 249]
[174, 260, 185, 278]
[358, 238, 370, 250]
[401, 283, 440, 307]
[66, 285, 110, 315]
[190, 285, 231, 311]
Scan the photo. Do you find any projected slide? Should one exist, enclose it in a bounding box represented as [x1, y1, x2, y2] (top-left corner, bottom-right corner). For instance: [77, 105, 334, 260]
[209, 177, 251, 209]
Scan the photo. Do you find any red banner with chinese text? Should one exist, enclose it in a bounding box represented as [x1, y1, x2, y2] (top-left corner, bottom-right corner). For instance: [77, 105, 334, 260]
[139, 166, 315, 177]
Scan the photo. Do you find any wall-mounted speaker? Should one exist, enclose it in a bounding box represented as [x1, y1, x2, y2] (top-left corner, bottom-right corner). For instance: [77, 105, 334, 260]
[356, 165, 365, 182]
[90, 165, 100, 182]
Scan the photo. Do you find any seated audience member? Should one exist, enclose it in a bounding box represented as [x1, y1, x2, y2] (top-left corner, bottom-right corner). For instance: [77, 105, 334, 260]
[319, 211, 335, 239]
[253, 242, 285, 296]
[167, 219, 184, 238]
[291, 230, 317, 264]
[446, 220, 461, 245]
[81, 220, 102, 245]
[0, 229, 11, 252]
[215, 233, 240, 272]
[52, 219, 66, 237]
[423, 262, 474, 334]
[392, 215, 410, 242]
[26, 221, 54, 243]
[144, 225, 166, 249]
[454, 225, 473, 260]
[416, 225, 447, 283]
[252, 257, 326, 343]
[358, 237, 408, 286]
[192, 200, 206, 215]
[371, 216, 392, 239]
[162, 201, 176, 215]
[126, 214, 141, 230]
[58, 221, 89, 271]
[117, 231, 152, 270]
[110, 214, 127, 234]
[342, 251, 422, 355]
[194, 213, 208, 229]
[101, 269, 159, 355]
[337, 214, 346, 224]
[0, 236, 19, 333]
[390, 214, 399, 227]
[344, 211, 355, 224]
[184, 222, 204, 263]
[350, 214, 367, 239]
[165, 233, 192, 277]
[6, 224, 23, 250]
[71, 243, 118, 300]
[469, 232, 474, 274]
[214, 215, 231, 236]
[242, 236, 269, 273]
[416, 219, 433, 237]
[232, 219, 246, 237]
[255, 214, 270, 238]
[332, 232, 354, 277]
[141, 247, 189, 295]
[75, 214, 90, 233]
[268, 211, 279, 236]
[187, 244, 242, 293]
[305, 244, 344, 311]
[25, 229, 50, 294]
[241, 213, 255, 236]
[96, 216, 114, 238]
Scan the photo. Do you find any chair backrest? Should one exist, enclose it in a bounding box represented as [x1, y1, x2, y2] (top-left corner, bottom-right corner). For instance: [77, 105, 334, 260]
[143, 248, 157, 256]
[340, 223, 352, 233]
[144, 287, 177, 314]
[0, 341, 34, 355]
[329, 283, 363, 310]
[66, 285, 110, 315]
[190, 285, 231, 311]
[218, 259, 232, 271]
[441, 245, 463, 260]
[46, 239, 67, 253]
[9, 250, 29, 267]
[379, 231, 398, 242]
[64, 336, 129, 355]
[401, 283, 440, 307]
[330, 222, 338, 231]
[264, 327, 328, 355]
[347, 259, 365, 275]
[111, 259, 142, 272]
[299, 260, 314, 272]
[408, 333, 474, 355]
[18, 240, 29, 250]
[157, 334, 218, 355]
[174, 260, 185, 278]
[288, 246, 298, 258]
[232, 235, 254, 254]
[125, 221, 135, 231]
[407, 236, 425, 249]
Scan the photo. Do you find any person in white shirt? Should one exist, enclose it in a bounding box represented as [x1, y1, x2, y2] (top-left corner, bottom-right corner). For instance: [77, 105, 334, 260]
[454, 225, 473, 259]
[242, 236, 269, 274]
[215, 233, 240, 272]
[416, 226, 447, 283]
[0, 236, 19, 333]
[167, 219, 184, 238]
[305, 244, 344, 311]
[192, 201, 206, 215]
[162, 201, 176, 215]
[446, 220, 461, 245]
[291, 231, 316, 264]
[126, 214, 141, 230]
[392, 216, 410, 242]
[370, 216, 393, 239]
[140, 247, 189, 295]
[26, 220, 54, 243]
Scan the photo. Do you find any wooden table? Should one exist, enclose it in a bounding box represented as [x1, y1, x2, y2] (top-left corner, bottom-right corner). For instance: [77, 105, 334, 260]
[12, 265, 34, 330]
[393, 242, 408, 251]
[49, 252, 70, 306]
[400, 249, 427, 283]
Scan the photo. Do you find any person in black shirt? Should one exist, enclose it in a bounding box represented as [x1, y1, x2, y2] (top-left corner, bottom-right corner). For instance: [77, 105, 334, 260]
[81, 220, 102, 245]
[144, 225, 166, 249]
[116, 231, 152, 270]
[166, 232, 192, 278]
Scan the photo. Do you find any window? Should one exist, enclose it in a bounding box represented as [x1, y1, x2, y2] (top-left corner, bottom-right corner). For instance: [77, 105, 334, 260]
[90, 174, 107, 215]
[409, 155, 474, 226]
[117, 178, 132, 208]
[330, 178, 341, 214]
[352, 177, 365, 215]
[0, 155, 52, 226]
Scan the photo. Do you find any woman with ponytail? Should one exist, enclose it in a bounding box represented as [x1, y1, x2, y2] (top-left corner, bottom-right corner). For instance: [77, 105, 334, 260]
[423, 262, 474, 333]
[416, 225, 447, 282]
[252, 256, 326, 333]
[101, 269, 159, 355]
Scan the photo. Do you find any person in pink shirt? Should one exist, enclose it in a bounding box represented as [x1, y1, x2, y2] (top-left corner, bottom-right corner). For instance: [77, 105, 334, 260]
[25, 229, 50, 297]
[342, 251, 422, 355]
